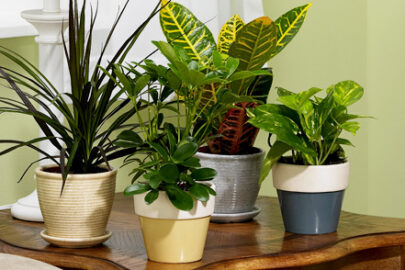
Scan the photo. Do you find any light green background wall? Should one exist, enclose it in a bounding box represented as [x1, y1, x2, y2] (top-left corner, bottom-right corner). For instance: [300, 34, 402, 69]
[1, 0, 404, 219]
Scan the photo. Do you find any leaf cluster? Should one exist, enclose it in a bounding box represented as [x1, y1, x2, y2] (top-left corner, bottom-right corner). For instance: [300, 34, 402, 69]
[248, 80, 368, 184]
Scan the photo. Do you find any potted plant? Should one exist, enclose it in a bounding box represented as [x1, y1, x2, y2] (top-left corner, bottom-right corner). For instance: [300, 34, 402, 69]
[109, 35, 269, 261]
[248, 80, 367, 234]
[159, 0, 312, 221]
[0, 0, 162, 247]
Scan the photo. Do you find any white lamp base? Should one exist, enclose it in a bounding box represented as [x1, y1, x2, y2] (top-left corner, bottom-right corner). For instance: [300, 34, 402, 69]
[11, 190, 43, 222]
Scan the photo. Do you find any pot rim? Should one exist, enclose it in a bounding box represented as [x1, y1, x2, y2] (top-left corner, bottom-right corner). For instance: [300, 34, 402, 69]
[195, 147, 265, 160]
[35, 165, 117, 180]
[276, 160, 349, 168]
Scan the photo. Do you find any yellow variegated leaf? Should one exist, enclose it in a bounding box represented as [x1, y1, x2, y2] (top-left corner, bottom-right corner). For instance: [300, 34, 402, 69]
[217, 14, 245, 54]
[229, 17, 277, 95]
[272, 3, 312, 59]
[160, 1, 216, 61]
[199, 83, 217, 110]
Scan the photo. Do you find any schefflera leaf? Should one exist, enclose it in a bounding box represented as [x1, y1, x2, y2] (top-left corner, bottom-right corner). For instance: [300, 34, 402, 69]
[272, 3, 312, 59]
[229, 16, 277, 95]
[160, 0, 216, 61]
[217, 14, 245, 54]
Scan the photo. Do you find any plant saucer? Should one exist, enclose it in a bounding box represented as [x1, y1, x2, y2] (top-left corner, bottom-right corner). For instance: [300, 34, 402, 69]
[210, 207, 261, 223]
[40, 230, 112, 248]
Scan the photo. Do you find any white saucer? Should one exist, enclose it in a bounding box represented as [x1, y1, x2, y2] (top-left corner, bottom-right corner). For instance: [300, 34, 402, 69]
[40, 230, 112, 248]
[210, 207, 261, 223]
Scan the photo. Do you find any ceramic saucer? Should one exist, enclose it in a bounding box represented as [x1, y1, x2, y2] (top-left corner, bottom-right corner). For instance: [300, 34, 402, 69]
[40, 230, 112, 248]
[210, 207, 261, 223]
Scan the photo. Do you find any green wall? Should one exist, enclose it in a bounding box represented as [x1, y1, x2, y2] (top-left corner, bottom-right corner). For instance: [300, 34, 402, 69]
[1, 0, 405, 219]
[260, 0, 405, 218]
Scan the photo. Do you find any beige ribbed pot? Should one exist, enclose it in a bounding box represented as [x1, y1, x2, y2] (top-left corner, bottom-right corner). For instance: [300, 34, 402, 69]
[36, 166, 116, 247]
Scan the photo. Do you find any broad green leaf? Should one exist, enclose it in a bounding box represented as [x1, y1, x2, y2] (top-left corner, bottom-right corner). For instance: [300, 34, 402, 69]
[259, 141, 292, 184]
[247, 68, 273, 104]
[336, 138, 354, 147]
[152, 41, 179, 65]
[144, 190, 159, 205]
[160, 1, 216, 61]
[181, 157, 201, 168]
[200, 184, 216, 196]
[272, 3, 312, 58]
[190, 168, 217, 181]
[167, 186, 194, 211]
[118, 130, 143, 145]
[133, 74, 151, 95]
[328, 80, 364, 106]
[172, 142, 198, 162]
[316, 88, 335, 130]
[341, 121, 360, 135]
[228, 70, 271, 82]
[159, 163, 180, 182]
[277, 87, 295, 97]
[225, 57, 240, 76]
[217, 14, 245, 54]
[248, 104, 300, 125]
[248, 112, 316, 156]
[124, 183, 150, 196]
[212, 50, 223, 68]
[189, 183, 210, 202]
[229, 16, 277, 95]
[149, 173, 163, 188]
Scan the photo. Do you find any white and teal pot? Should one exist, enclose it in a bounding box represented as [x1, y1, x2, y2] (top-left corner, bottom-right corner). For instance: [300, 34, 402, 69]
[273, 162, 350, 235]
[195, 147, 265, 223]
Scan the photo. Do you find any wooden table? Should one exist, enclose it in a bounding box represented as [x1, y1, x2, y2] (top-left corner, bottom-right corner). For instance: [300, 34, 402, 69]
[1, 195, 405, 270]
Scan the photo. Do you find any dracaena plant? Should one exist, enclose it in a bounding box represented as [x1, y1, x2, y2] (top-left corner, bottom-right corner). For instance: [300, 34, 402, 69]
[248, 80, 367, 184]
[159, 0, 311, 155]
[0, 0, 164, 189]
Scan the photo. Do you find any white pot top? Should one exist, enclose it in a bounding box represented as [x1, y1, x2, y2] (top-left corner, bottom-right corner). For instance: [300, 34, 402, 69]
[272, 162, 350, 193]
[133, 187, 215, 220]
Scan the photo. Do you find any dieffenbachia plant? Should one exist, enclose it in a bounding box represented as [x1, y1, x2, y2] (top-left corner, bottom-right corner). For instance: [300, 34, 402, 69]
[159, 0, 312, 155]
[248, 80, 368, 184]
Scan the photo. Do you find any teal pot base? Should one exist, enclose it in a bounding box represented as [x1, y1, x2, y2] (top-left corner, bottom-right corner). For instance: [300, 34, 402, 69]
[277, 190, 345, 235]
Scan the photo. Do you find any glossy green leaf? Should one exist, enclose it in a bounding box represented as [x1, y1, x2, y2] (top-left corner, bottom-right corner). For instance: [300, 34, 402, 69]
[160, 1, 216, 61]
[149, 142, 169, 162]
[118, 130, 143, 145]
[172, 142, 198, 162]
[189, 183, 210, 202]
[341, 121, 360, 135]
[190, 168, 217, 181]
[149, 173, 163, 189]
[328, 80, 364, 106]
[124, 183, 150, 196]
[248, 112, 316, 156]
[181, 157, 201, 168]
[229, 16, 277, 95]
[217, 14, 245, 54]
[167, 186, 194, 211]
[259, 141, 292, 184]
[272, 3, 312, 58]
[144, 190, 159, 205]
[159, 163, 180, 182]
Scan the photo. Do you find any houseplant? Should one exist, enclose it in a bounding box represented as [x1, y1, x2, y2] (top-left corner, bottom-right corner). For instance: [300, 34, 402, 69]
[110, 39, 266, 262]
[159, 0, 311, 221]
[248, 80, 366, 234]
[0, 0, 163, 247]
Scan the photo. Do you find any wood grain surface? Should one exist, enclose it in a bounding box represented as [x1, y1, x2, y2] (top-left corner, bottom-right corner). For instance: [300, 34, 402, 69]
[1, 194, 405, 270]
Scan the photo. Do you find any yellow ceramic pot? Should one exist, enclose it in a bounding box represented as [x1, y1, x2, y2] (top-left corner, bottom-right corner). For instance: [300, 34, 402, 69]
[134, 186, 215, 263]
[36, 166, 116, 246]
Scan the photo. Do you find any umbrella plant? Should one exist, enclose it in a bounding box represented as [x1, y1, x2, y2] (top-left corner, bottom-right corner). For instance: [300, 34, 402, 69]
[158, 0, 311, 154]
[0, 0, 164, 189]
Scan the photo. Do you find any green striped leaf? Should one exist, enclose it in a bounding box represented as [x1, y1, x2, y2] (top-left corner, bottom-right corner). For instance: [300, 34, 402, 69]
[229, 16, 277, 95]
[217, 14, 245, 54]
[160, 0, 216, 61]
[272, 3, 311, 59]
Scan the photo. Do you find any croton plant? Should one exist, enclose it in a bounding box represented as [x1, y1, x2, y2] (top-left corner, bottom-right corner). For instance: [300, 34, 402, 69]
[158, 0, 312, 154]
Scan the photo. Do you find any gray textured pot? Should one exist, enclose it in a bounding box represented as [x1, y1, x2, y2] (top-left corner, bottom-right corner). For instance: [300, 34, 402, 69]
[195, 147, 265, 215]
[273, 162, 350, 234]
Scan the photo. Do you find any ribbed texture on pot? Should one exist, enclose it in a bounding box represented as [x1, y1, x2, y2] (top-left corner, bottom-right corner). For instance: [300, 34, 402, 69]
[36, 167, 116, 238]
[195, 149, 264, 214]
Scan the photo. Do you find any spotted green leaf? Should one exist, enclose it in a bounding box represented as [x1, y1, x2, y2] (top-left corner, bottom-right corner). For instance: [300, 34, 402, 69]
[160, 0, 216, 61]
[229, 17, 277, 95]
[272, 3, 312, 59]
[217, 14, 245, 54]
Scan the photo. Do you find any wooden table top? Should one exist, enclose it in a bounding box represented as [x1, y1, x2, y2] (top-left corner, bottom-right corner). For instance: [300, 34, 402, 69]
[1, 194, 405, 270]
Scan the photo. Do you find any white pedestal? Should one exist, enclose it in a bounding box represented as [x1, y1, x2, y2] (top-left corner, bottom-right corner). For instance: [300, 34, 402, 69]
[11, 190, 43, 222]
